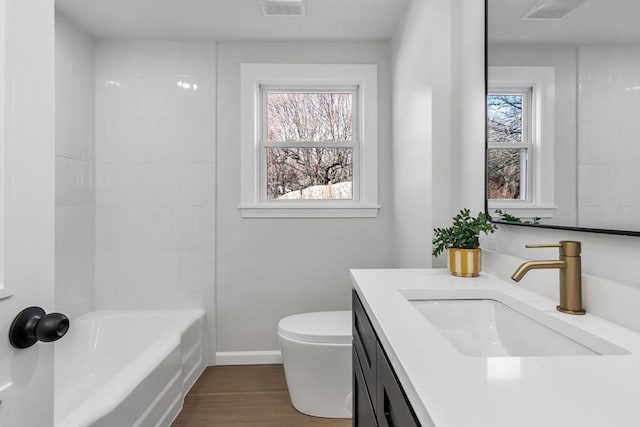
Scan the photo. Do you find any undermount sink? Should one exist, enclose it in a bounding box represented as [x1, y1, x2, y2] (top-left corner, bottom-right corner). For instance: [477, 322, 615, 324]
[409, 296, 629, 357]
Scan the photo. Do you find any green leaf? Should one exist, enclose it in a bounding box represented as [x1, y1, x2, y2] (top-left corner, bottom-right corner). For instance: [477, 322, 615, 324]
[432, 209, 497, 257]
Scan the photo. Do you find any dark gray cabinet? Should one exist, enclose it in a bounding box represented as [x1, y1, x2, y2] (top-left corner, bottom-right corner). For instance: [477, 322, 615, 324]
[353, 290, 421, 427]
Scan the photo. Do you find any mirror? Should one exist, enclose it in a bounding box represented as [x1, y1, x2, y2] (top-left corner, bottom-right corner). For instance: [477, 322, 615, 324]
[486, 0, 640, 235]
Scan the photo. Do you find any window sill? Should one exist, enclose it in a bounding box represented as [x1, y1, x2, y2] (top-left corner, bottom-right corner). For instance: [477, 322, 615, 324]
[239, 204, 381, 218]
[488, 202, 557, 219]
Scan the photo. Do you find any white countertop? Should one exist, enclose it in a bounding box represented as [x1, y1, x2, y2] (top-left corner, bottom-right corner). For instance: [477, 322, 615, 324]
[350, 268, 640, 427]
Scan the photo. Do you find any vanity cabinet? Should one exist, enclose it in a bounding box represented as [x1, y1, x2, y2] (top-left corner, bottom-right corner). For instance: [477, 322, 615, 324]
[353, 290, 421, 427]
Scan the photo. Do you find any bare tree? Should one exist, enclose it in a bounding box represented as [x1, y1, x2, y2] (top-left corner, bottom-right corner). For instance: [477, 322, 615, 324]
[266, 93, 353, 199]
[487, 94, 522, 199]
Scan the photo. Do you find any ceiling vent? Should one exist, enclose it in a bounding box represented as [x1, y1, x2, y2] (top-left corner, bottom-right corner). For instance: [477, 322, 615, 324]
[260, 0, 306, 17]
[521, 0, 585, 20]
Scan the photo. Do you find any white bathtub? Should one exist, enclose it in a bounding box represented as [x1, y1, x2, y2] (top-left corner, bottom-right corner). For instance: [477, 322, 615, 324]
[54, 309, 206, 427]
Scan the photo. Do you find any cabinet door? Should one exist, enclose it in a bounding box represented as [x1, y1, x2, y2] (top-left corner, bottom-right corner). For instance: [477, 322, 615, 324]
[353, 290, 377, 401]
[353, 348, 378, 427]
[376, 344, 420, 427]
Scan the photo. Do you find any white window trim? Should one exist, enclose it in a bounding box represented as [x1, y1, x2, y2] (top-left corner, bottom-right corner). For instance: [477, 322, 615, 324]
[488, 66, 556, 219]
[240, 63, 379, 218]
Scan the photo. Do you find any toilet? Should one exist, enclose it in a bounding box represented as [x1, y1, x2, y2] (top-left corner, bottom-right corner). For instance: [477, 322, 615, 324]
[278, 311, 352, 418]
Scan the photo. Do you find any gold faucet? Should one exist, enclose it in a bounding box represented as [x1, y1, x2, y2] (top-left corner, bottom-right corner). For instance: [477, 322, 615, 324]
[511, 241, 585, 315]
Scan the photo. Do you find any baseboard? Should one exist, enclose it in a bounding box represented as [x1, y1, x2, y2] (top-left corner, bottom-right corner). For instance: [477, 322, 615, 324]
[215, 350, 282, 365]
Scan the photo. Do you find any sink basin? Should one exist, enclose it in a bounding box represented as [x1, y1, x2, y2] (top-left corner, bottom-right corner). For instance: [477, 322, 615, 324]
[409, 297, 629, 357]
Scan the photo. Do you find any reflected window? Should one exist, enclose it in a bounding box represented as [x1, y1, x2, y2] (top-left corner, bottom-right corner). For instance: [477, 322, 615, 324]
[486, 65, 556, 222]
[487, 90, 531, 201]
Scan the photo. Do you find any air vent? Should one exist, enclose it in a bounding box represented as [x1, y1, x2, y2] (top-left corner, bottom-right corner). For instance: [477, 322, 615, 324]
[260, 0, 306, 16]
[521, 0, 585, 20]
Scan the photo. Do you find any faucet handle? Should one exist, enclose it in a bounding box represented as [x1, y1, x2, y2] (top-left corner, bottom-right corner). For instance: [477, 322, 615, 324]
[525, 243, 563, 249]
[525, 241, 581, 256]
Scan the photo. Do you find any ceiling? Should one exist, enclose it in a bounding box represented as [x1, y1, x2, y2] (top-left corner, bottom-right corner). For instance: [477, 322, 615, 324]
[488, 0, 640, 44]
[55, 0, 410, 41]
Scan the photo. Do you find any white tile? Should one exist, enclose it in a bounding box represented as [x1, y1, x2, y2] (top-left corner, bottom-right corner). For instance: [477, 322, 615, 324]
[95, 118, 113, 162]
[56, 206, 95, 257]
[108, 119, 160, 163]
[577, 122, 603, 165]
[94, 289, 116, 310]
[95, 207, 120, 250]
[95, 290, 139, 310]
[56, 157, 94, 207]
[94, 40, 217, 312]
[116, 164, 161, 206]
[180, 79, 216, 120]
[95, 164, 117, 207]
[55, 12, 95, 320]
[134, 291, 208, 310]
[117, 249, 181, 292]
[180, 164, 215, 206]
[56, 107, 87, 160]
[115, 207, 175, 250]
[157, 164, 183, 207]
[55, 252, 94, 319]
[177, 207, 215, 250]
[157, 119, 215, 163]
[181, 250, 215, 293]
[94, 248, 122, 292]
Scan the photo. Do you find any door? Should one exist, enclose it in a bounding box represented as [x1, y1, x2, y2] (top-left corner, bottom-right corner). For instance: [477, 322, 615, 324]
[0, 1, 56, 426]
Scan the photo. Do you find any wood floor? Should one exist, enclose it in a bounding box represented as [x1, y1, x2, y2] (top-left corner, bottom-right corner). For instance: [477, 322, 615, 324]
[172, 364, 352, 427]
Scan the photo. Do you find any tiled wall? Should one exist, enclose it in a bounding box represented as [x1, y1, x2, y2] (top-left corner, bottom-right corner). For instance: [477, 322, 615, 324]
[578, 45, 640, 230]
[488, 43, 579, 227]
[55, 13, 95, 320]
[94, 41, 216, 324]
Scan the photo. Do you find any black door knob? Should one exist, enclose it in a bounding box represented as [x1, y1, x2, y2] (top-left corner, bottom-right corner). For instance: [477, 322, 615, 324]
[9, 307, 70, 349]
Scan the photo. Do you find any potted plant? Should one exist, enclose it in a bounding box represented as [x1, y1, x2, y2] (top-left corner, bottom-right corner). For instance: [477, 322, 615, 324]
[432, 208, 497, 277]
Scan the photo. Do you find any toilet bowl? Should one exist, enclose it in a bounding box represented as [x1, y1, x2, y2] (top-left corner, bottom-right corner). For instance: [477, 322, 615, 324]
[278, 311, 352, 418]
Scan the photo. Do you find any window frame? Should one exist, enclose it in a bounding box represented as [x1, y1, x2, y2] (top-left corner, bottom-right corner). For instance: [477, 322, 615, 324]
[240, 63, 379, 218]
[487, 66, 556, 219]
[487, 87, 533, 202]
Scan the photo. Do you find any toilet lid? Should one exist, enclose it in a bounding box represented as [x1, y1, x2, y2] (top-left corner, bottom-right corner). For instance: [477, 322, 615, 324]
[278, 311, 352, 344]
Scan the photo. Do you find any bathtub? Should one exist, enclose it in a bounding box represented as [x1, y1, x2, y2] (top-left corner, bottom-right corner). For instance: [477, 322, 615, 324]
[54, 309, 206, 427]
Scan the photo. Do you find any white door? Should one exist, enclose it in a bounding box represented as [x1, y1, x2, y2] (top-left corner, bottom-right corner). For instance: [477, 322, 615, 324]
[0, 1, 56, 426]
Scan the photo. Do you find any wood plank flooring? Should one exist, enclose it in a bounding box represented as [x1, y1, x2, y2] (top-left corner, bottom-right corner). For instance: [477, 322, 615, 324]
[172, 364, 352, 427]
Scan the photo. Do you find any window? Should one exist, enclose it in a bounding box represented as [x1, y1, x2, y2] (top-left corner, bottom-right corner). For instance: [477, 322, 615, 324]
[487, 66, 556, 219]
[487, 89, 531, 201]
[263, 89, 356, 201]
[240, 64, 379, 218]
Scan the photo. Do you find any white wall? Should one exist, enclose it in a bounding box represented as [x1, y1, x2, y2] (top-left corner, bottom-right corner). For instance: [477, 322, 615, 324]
[216, 42, 393, 357]
[55, 13, 95, 320]
[488, 43, 578, 226]
[577, 45, 640, 230]
[391, 0, 486, 268]
[94, 40, 217, 359]
[391, 0, 453, 268]
[450, 0, 486, 214]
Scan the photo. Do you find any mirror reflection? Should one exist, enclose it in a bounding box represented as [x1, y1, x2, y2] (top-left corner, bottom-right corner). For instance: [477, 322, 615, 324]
[487, 0, 640, 233]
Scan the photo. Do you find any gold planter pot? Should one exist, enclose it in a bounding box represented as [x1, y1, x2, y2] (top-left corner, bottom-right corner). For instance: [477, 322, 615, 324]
[447, 248, 481, 277]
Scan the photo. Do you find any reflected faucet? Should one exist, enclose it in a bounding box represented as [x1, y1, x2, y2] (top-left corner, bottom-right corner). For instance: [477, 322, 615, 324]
[511, 241, 585, 315]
